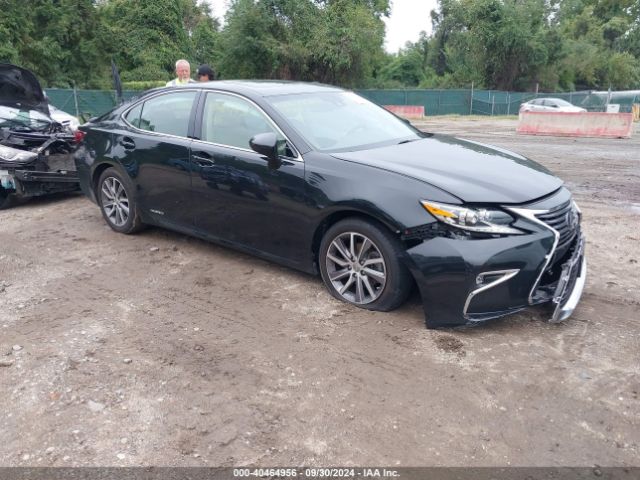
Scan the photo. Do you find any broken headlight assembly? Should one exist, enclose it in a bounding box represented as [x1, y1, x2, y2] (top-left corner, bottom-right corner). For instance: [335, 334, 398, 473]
[0, 144, 37, 163]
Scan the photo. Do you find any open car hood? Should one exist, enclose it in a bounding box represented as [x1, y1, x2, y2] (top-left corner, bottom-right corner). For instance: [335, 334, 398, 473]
[0, 64, 50, 115]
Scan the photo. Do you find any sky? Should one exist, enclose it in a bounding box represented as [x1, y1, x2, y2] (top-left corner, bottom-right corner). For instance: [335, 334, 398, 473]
[203, 0, 438, 53]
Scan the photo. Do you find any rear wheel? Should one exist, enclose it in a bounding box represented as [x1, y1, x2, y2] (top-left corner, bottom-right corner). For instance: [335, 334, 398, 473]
[97, 168, 143, 234]
[319, 218, 412, 311]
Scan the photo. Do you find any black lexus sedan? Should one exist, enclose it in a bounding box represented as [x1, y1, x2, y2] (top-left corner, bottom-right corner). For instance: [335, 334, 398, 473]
[74, 81, 586, 328]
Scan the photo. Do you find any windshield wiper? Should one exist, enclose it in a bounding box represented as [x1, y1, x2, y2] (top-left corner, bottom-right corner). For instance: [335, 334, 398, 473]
[397, 138, 418, 145]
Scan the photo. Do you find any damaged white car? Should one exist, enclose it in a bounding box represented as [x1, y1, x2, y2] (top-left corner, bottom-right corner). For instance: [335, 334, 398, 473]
[0, 64, 80, 209]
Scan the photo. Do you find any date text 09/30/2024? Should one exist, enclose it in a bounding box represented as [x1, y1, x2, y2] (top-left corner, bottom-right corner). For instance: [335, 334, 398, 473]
[233, 468, 400, 478]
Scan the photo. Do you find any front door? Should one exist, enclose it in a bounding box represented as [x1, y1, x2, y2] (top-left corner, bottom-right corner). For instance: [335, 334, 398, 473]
[190, 91, 309, 267]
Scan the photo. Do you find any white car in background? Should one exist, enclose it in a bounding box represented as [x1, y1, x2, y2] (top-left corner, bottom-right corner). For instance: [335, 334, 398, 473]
[48, 104, 80, 131]
[519, 98, 587, 113]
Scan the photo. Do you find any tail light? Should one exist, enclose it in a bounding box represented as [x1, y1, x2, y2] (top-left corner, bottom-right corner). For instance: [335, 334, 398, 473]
[74, 130, 86, 143]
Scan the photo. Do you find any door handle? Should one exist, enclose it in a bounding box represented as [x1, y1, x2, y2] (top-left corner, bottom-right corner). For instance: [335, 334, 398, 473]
[121, 137, 136, 150]
[192, 154, 215, 167]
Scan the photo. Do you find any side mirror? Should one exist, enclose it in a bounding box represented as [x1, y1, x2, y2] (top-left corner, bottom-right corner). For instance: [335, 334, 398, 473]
[250, 132, 281, 168]
[250, 132, 278, 159]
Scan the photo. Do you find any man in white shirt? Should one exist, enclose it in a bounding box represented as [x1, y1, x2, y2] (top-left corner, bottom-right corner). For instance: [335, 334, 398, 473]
[166, 59, 196, 86]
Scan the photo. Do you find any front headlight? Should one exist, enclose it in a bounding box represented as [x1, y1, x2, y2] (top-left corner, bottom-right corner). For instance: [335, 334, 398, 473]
[0, 144, 37, 163]
[420, 200, 523, 235]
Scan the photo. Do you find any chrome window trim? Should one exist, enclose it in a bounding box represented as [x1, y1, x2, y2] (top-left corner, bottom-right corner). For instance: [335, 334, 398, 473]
[506, 207, 560, 304]
[463, 269, 520, 318]
[198, 90, 303, 163]
[121, 89, 200, 141]
[120, 89, 303, 163]
[189, 138, 302, 163]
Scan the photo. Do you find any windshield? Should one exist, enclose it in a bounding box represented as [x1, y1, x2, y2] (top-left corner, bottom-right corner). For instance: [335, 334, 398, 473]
[266, 91, 424, 152]
[0, 105, 51, 131]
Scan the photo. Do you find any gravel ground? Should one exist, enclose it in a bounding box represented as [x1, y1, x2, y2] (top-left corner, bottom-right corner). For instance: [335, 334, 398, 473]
[0, 118, 638, 467]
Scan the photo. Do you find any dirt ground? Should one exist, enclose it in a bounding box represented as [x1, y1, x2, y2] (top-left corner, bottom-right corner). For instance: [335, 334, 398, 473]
[1, 118, 638, 467]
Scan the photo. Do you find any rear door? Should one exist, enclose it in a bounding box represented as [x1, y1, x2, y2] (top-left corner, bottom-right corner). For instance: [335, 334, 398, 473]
[119, 90, 199, 227]
[190, 91, 309, 266]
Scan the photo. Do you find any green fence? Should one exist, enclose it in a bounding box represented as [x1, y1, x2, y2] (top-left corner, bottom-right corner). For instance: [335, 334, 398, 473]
[45, 88, 142, 120]
[355, 89, 638, 116]
[44, 87, 640, 120]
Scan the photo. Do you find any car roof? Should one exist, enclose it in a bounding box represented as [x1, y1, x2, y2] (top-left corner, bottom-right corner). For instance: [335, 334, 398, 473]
[168, 80, 344, 97]
[529, 97, 567, 102]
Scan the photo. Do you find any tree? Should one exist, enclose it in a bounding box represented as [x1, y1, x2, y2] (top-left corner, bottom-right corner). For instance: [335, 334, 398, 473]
[0, 0, 109, 88]
[219, 0, 388, 87]
[423, 0, 639, 90]
[377, 35, 429, 87]
[99, 0, 219, 82]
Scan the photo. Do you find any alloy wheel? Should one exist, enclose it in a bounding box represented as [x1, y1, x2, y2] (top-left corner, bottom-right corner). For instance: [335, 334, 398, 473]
[325, 231, 387, 304]
[100, 176, 129, 227]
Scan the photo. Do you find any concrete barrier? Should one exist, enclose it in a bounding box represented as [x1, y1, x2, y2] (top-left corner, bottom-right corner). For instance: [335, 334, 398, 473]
[517, 111, 633, 138]
[384, 105, 425, 119]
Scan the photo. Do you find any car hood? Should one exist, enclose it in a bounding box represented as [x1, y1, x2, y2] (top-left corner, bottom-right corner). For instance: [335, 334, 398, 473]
[330, 134, 563, 204]
[0, 64, 50, 115]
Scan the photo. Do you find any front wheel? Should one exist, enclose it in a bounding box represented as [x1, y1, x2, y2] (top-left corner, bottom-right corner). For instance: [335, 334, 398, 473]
[97, 168, 143, 234]
[319, 218, 412, 311]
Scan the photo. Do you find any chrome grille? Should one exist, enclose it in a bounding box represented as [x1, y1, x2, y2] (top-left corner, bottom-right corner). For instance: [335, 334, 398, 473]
[535, 200, 579, 251]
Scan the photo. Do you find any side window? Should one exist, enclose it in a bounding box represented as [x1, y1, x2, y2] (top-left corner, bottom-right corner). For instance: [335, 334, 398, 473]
[137, 91, 197, 137]
[201, 93, 283, 151]
[125, 103, 143, 128]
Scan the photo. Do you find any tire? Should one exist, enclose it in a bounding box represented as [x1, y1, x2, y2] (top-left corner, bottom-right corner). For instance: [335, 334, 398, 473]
[0, 187, 16, 210]
[97, 167, 143, 234]
[319, 218, 412, 311]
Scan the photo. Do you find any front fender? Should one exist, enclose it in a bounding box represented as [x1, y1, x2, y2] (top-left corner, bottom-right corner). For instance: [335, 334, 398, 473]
[304, 152, 460, 233]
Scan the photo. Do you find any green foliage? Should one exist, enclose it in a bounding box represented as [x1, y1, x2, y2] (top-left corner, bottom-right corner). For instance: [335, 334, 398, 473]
[100, 0, 220, 82]
[376, 34, 429, 87]
[418, 0, 640, 91]
[121, 80, 167, 90]
[218, 0, 388, 86]
[0, 0, 111, 88]
[1, 0, 638, 91]
[1, 0, 219, 88]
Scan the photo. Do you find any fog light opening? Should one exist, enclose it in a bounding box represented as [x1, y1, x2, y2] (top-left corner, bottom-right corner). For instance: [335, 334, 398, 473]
[476, 270, 518, 286]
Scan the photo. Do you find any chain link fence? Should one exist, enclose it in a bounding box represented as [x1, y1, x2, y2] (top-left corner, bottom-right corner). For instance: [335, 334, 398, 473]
[44, 87, 640, 120]
[357, 89, 639, 116]
[45, 89, 142, 121]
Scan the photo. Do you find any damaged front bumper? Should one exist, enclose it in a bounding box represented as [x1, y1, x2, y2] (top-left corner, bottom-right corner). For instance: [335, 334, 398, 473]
[550, 234, 586, 323]
[0, 134, 79, 202]
[403, 216, 586, 329]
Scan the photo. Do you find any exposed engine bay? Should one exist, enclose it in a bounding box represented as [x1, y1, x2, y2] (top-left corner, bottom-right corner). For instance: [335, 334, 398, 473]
[0, 63, 80, 209]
